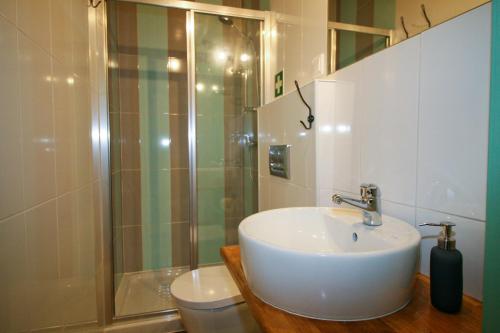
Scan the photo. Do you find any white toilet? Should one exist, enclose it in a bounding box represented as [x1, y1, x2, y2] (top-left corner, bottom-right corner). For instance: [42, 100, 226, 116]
[170, 265, 261, 333]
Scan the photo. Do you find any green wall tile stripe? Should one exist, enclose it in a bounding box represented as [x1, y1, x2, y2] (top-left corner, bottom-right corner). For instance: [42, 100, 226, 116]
[373, 0, 395, 29]
[355, 0, 375, 60]
[137, 4, 172, 270]
[333, 0, 396, 70]
[484, 0, 500, 331]
[373, 0, 395, 53]
[194, 13, 226, 265]
[337, 0, 357, 69]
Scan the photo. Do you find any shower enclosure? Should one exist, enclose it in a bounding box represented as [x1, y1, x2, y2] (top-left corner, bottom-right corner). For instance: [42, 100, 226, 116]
[106, 0, 263, 318]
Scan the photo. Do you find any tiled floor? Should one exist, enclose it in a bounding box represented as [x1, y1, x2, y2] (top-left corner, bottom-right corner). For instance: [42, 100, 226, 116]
[115, 266, 190, 317]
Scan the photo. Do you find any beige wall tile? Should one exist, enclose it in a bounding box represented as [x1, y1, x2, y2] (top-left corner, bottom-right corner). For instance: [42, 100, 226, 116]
[0, 17, 24, 219]
[19, 33, 56, 208]
[0, 0, 17, 23]
[0, 214, 29, 333]
[57, 192, 79, 279]
[73, 77, 93, 187]
[122, 226, 143, 272]
[118, 54, 139, 114]
[18, 0, 51, 50]
[71, 0, 88, 35]
[170, 168, 189, 223]
[71, 0, 90, 80]
[120, 113, 141, 170]
[116, 1, 137, 48]
[26, 200, 58, 280]
[171, 222, 189, 267]
[72, 27, 90, 81]
[53, 62, 78, 195]
[26, 200, 63, 329]
[224, 217, 240, 246]
[224, 167, 244, 218]
[168, 79, 188, 116]
[50, 0, 73, 68]
[121, 170, 141, 226]
[169, 114, 188, 169]
[61, 277, 97, 324]
[0, 0, 100, 330]
[76, 185, 96, 278]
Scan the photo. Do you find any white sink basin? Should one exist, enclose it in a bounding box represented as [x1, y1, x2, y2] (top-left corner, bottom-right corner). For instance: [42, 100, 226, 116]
[238, 207, 421, 321]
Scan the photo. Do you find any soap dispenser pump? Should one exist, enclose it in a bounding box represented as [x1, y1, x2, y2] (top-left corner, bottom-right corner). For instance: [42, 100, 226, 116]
[419, 222, 463, 313]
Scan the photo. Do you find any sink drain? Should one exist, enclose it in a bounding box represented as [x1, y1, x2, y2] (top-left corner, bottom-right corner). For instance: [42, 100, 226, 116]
[352, 232, 358, 242]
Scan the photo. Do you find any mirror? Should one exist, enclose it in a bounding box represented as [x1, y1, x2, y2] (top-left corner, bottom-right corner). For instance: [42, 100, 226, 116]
[327, 0, 490, 73]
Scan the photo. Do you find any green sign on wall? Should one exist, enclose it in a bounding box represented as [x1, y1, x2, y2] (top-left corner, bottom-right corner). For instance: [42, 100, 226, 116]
[275, 70, 284, 97]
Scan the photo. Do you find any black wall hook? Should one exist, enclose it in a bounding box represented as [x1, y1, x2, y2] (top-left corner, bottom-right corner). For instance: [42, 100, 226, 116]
[421, 4, 431, 28]
[89, 0, 103, 8]
[400, 16, 409, 39]
[295, 80, 314, 130]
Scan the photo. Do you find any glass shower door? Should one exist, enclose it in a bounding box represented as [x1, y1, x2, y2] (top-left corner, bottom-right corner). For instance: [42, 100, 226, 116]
[107, 1, 262, 318]
[193, 13, 261, 266]
[107, 0, 190, 316]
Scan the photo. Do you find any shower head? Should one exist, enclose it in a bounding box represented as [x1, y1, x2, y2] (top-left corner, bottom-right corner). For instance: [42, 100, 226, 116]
[218, 16, 234, 26]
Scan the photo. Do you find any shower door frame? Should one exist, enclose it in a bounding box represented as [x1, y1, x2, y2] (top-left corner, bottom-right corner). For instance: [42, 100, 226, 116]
[100, 0, 270, 325]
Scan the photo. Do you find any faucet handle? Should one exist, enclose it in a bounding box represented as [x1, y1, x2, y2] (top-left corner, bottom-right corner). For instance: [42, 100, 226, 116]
[360, 184, 380, 199]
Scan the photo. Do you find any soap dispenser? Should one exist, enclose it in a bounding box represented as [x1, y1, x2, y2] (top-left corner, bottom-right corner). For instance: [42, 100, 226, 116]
[419, 222, 463, 313]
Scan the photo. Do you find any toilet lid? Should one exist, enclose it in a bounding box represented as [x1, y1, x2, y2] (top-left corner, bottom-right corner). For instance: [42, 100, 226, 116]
[170, 265, 245, 310]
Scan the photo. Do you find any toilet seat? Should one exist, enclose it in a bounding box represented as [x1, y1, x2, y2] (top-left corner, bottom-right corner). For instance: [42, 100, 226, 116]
[171, 265, 244, 310]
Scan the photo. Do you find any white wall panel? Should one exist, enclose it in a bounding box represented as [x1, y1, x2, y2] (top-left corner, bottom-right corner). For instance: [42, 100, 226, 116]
[358, 37, 420, 207]
[416, 4, 491, 221]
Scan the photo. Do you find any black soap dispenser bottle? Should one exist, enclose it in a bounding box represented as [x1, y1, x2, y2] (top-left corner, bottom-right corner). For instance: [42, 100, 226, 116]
[419, 222, 463, 313]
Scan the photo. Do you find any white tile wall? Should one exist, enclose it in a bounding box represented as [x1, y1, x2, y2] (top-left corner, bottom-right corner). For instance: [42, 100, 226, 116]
[326, 69, 362, 194]
[18, 32, 57, 208]
[18, 0, 51, 51]
[358, 37, 420, 207]
[259, 4, 491, 300]
[314, 80, 336, 194]
[417, 4, 491, 221]
[258, 82, 316, 211]
[268, 0, 328, 102]
[0, 214, 29, 333]
[0, 0, 17, 23]
[0, 0, 104, 331]
[330, 4, 489, 299]
[0, 16, 23, 219]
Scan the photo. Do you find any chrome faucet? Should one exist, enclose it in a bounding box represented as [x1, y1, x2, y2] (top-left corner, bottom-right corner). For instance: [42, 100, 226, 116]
[332, 184, 382, 226]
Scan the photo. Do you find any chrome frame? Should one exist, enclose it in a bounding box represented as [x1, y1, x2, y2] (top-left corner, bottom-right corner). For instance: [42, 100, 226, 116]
[94, 1, 115, 326]
[97, 0, 269, 325]
[118, 0, 267, 19]
[327, 21, 393, 73]
[186, 10, 198, 271]
[329, 28, 337, 75]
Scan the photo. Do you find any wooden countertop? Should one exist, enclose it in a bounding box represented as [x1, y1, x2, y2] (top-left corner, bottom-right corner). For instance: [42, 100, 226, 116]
[221, 245, 482, 333]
